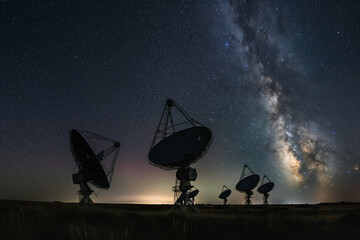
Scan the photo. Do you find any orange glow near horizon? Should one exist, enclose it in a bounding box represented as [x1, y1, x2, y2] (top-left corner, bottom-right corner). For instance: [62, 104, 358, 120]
[115, 194, 174, 204]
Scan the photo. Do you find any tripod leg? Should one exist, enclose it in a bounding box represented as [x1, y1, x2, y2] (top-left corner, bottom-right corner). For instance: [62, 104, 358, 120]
[80, 195, 94, 207]
[186, 194, 200, 213]
[189, 203, 200, 213]
[170, 194, 181, 212]
[180, 195, 187, 213]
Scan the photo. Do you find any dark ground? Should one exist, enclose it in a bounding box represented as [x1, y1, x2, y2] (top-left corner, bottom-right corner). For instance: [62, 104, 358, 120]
[0, 200, 359, 240]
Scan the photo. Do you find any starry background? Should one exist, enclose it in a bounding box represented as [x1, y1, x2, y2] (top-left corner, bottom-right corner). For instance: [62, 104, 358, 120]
[0, 0, 359, 204]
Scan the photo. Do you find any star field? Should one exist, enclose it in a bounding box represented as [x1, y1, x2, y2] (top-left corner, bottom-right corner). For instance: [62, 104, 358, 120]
[0, 0, 359, 204]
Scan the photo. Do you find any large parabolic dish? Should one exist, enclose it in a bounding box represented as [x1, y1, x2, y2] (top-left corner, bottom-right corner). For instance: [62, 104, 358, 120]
[257, 175, 275, 194]
[219, 185, 231, 205]
[70, 129, 120, 189]
[219, 189, 232, 199]
[148, 98, 213, 213]
[148, 126, 212, 169]
[257, 175, 275, 205]
[235, 165, 260, 205]
[236, 175, 260, 192]
[70, 129, 109, 189]
[148, 98, 213, 170]
[258, 182, 275, 194]
[235, 165, 260, 192]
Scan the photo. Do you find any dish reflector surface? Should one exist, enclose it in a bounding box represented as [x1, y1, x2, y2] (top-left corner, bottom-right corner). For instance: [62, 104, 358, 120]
[236, 174, 260, 192]
[148, 126, 212, 169]
[219, 189, 231, 199]
[257, 182, 274, 194]
[70, 129, 110, 189]
[188, 189, 199, 198]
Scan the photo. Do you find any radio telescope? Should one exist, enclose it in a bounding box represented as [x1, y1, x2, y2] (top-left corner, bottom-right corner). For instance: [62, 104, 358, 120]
[187, 187, 199, 205]
[70, 129, 120, 206]
[219, 185, 231, 205]
[235, 165, 260, 205]
[257, 175, 275, 205]
[148, 98, 213, 213]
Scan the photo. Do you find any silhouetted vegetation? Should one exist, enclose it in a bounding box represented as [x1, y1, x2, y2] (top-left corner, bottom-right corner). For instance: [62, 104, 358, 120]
[0, 200, 359, 240]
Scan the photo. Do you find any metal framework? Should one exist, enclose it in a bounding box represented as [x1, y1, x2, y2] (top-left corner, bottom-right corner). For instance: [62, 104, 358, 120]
[72, 130, 120, 207]
[78, 182, 94, 207]
[148, 98, 213, 213]
[263, 193, 270, 205]
[150, 98, 203, 149]
[220, 185, 231, 205]
[78, 130, 120, 186]
[172, 178, 199, 213]
[240, 164, 255, 180]
[240, 165, 256, 205]
[260, 175, 272, 205]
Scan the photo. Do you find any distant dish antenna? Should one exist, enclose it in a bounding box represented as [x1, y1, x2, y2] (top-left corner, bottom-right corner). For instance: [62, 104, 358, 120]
[187, 187, 199, 206]
[70, 129, 120, 206]
[219, 185, 231, 205]
[235, 165, 260, 205]
[149, 98, 213, 213]
[257, 175, 275, 205]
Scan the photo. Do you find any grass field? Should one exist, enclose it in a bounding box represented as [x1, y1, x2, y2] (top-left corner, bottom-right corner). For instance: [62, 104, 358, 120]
[0, 200, 359, 240]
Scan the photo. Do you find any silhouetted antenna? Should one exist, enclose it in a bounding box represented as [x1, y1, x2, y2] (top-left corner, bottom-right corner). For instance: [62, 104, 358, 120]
[235, 165, 260, 205]
[70, 129, 120, 206]
[219, 185, 232, 205]
[257, 175, 275, 205]
[188, 187, 199, 205]
[148, 98, 213, 213]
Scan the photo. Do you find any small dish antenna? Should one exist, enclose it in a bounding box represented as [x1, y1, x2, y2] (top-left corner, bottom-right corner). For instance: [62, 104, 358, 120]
[219, 185, 231, 205]
[149, 98, 213, 213]
[70, 129, 120, 206]
[235, 165, 260, 205]
[187, 187, 199, 205]
[257, 175, 275, 205]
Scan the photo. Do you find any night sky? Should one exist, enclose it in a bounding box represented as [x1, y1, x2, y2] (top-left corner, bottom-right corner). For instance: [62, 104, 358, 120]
[1, 0, 359, 204]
